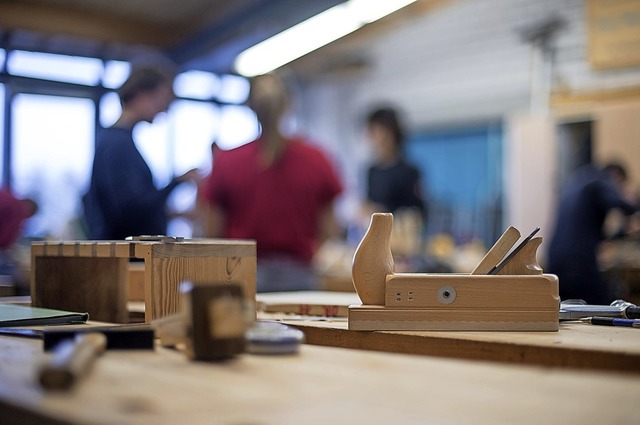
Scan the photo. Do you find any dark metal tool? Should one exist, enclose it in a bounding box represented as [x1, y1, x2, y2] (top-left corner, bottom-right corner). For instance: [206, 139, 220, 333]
[559, 299, 639, 321]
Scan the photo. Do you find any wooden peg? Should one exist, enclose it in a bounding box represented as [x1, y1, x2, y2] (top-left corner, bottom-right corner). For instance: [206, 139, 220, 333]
[471, 226, 521, 275]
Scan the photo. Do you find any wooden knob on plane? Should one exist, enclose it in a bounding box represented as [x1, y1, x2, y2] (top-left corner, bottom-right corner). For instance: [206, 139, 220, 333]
[352, 213, 395, 305]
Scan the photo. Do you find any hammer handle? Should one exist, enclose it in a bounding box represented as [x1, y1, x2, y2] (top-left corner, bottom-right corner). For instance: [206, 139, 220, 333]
[39, 333, 107, 391]
[626, 307, 640, 319]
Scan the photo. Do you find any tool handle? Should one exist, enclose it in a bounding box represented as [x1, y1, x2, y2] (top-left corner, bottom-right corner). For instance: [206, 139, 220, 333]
[39, 333, 107, 391]
[590, 317, 640, 327]
[625, 307, 640, 319]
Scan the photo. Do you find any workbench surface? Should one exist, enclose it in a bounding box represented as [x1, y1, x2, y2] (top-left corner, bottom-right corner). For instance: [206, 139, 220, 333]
[0, 334, 639, 425]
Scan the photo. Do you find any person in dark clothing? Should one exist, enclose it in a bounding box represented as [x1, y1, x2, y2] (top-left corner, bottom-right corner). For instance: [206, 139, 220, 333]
[546, 163, 638, 304]
[83, 67, 198, 240]
[363, 107, 425, 216]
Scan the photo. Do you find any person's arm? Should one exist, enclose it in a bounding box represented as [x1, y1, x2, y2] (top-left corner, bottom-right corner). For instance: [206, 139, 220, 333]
[597, 179, 638, 216]
[318, 203, 341, 241]
[198, 152, 230, 238]
[202, 203, 226, 238]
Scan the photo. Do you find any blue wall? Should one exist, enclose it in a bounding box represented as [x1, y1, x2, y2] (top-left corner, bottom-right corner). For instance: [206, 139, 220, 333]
[405, 124, 503, 246]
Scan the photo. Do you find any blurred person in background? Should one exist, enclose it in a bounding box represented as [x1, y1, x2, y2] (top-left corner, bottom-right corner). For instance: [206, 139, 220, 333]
[200, 73, 343, 292]
[83, 67, 198, 240]
[546, 162, 639, 304]
[362, 106, 426, 219]
[0, 188, 37, 292]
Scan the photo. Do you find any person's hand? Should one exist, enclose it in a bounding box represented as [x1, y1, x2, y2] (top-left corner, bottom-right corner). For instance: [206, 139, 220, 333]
[176, 168, 201, 183]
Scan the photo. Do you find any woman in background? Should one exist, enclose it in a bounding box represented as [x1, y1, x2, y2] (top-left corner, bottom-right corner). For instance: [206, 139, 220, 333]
[363, 107, 426, 217]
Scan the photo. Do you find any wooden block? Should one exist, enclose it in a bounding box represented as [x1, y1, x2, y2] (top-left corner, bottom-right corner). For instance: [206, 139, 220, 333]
[348, 304, 559, 331]
[182, 283, 246, 361]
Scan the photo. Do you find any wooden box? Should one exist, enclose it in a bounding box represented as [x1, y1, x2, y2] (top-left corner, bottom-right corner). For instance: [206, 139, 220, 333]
[31, 239, 256, 323]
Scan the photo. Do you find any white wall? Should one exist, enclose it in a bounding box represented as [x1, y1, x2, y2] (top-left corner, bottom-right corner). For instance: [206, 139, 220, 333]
[293, 0, 640, 230]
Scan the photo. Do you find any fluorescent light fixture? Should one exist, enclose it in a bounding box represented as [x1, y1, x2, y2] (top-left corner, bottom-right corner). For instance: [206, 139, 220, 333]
[235, 0, 417, 77]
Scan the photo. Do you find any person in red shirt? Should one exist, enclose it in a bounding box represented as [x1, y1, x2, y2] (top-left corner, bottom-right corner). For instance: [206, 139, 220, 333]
[0, 189, 37, 291]
[200, 73, 342, 292]
[0, 189, 37, 250]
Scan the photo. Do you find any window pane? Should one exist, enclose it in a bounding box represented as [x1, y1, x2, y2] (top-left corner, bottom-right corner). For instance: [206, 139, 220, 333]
[166, 100, 220, 237]
[103, 60, 130, 89]
[99, 92, 122, 127]
[218, 74, 250, 104]
[12, 94, 95, 239]
[173, 70, 220, 100]
[217, 105, 259, 150]
[171, 100, 219, 174]
[8, 50, 102, 85]
[133, 113, 172, 189]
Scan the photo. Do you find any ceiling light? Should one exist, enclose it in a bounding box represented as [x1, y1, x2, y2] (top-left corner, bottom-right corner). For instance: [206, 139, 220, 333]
[235, 0, 417, 77]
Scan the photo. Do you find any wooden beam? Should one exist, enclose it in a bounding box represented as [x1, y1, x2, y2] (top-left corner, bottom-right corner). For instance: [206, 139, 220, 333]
[0, 0, 188, 48]
[551, 86, 640, 119]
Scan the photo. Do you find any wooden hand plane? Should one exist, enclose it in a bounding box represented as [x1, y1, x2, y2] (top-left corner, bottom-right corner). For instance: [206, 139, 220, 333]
[349, 213, 559, 331]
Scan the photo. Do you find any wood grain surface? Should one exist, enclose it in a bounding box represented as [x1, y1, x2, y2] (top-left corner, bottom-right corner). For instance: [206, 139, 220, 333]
[0, 335, 639, 424]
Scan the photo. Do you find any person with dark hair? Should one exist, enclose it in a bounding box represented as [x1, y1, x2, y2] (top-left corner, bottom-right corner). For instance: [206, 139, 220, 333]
[546, 161, 639, 304]
[363, 107, 425, 217]
[83, 67, 198, 240]
[200, 73, 343, 292]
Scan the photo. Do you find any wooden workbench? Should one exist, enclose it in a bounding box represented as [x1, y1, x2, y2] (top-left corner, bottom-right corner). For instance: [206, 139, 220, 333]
[264, 315, 640, 374]
[0, 334, 639, 424]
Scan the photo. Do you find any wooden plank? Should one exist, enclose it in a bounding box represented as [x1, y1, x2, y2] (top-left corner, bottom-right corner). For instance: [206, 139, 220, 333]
[256, 291, 361, 317]
[268, 317, 640, 374]
[146, 255, 256, 321]
[0, 0, 183, 48]
[0, 335, 639, 424]
[149, 240, 256, 258]
[31, 257, 129, 323]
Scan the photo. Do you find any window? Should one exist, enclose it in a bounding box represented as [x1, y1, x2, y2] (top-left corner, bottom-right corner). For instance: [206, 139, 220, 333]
[7, 50, 103, 85]
[406, 124, 503, 246]
[102, 60, 130, 89]
[12, 94, 94, 238]
[174, 71, 220, 100]
[2, 51, 254, 240]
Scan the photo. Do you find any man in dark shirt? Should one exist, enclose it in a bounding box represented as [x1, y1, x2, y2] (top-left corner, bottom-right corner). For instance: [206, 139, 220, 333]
[546, 163, 638, 304]
[83, 67, 197, 240]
